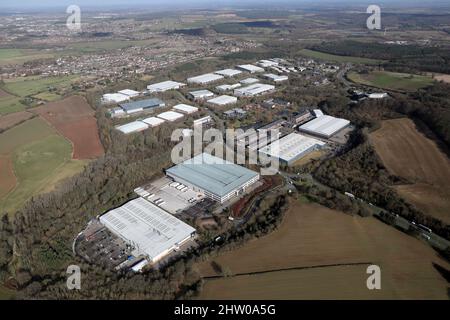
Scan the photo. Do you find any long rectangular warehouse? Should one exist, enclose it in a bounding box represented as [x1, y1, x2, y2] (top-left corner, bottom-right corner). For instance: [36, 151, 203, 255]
[187, 73, 224, 84]
[298, 115, 350, 138]
[166, 153, 260, 203]
[116, 121, 149, 134]
[99, 197, 196, 263]
[258, 133, 326, 166]
[147, 80, 185, 92]
[234, 83, 275, 97]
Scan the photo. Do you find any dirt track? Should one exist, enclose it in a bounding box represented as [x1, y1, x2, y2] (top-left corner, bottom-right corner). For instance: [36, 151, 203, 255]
[33, 96, 104, 159]
[370, 118, 450, 223]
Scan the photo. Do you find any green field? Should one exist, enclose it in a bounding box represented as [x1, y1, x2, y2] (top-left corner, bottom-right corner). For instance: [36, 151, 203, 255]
[347, 71, 434, 92]
[299, 49, 383, 65]
[2, 75, 78, 98]
[0, 95, 27, 115]
[0, 49, 55, 66]
[0, 118, 74, 215]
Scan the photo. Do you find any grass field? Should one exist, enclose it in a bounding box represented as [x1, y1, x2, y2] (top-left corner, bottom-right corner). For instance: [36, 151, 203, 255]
[0, 91, 27, 115]
[347, 71, 434, 92]
[197, 200, 450, 299]
[2, 75, 78, 98]
[0, 117, 77, 215]
[0, 49, 55, 66]
[299, 49, 383, 65]
[0, 111, 34, 131]
[1, 134, 72, 214]
[370, 118, 450, 224]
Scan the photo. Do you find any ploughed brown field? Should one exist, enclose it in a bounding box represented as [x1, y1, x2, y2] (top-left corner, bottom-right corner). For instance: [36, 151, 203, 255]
[196, 200, 450, 299]
[32, 95, 104, 159]
[370, 118, 450, 224]
[0, 111, 34, 131]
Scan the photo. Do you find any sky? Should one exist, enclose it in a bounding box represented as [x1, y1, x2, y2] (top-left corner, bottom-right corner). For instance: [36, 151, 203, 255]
[0, 0, 447, 10]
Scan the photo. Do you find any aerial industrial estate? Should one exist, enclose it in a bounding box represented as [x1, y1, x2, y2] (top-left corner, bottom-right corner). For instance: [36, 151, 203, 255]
[0, 0, 449, 304]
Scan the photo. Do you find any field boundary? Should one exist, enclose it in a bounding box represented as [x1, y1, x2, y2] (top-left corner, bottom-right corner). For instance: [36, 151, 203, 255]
[202, 262, 373, 279]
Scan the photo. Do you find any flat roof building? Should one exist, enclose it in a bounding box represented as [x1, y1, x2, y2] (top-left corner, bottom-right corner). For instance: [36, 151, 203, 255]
[102, 93, 130, 104]
[193, 115, 213, 127]
[189, 90, 214, 100]
[237, 64, 265, 73]
[116, 121, 149, 134]
[234, 83, 275, 97]
[118, 89, 140, 97]
[157, 111, 184, 122]
[240, 78, 260, 85]
[173, 104, 199, 114]
[166, 153, 260, 203]
[119, 98, 166, 114]
[99, 197, 196, 263]
[298, 115, 350, 139]
[263, 73, 289, 83]
[187, 73, 224, 85]
[207, 95, 238, 106]
[141, 117, 165, 127]
[147, 80, 186, 93]
[215, 69, 242, 78]
[216, 83, 241, 92]
[258, 133, 326, 166]
[258, 60, 279, 68]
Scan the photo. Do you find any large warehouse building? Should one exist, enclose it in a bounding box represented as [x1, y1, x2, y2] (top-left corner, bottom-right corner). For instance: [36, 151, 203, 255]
[119, 98, 166, 115]
[234, 83, 275, 97]
[258, 133, 326, 166]
[187, 73, 224, 85]
[147, 80, 186, 92]
[298, 114, 350, 139]
[166, 153, 260, 203]
[99, 197, 196, 263]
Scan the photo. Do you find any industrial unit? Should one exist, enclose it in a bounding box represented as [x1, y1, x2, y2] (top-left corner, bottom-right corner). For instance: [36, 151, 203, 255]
[234, 83, 275, 97]
[120, 98, 166, 114]
[215, 68, 242, 77]
[298, 115, 350, 139]
[118, 89, 140, 98]
[263, 73, 289, 83]
[189, 89, 214, 100]
[166, 153, 260, 203]
[187, 73, 224, 85]
[216, 83, 241, 92]
[99, 197, 196, 263]
[237, 64, 265, 73]
[240, 77, 260, 85]
[141, 117, 165, 128]
[116, 121, 149, 134]
[102, 93, 130, 104]
[172, 104, 198, 114]
[147, 80, 186, 92]
[207, 95, 237, 106]
[258, 133, 326, 166]
[157, 111, 185, 122]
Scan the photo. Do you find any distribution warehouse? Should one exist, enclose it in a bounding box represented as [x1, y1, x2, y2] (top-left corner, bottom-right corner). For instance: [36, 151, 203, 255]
[234, 83, 275, 97]
[99, 197, 196, 263]
[187, 73, 224, 84]
[119, 98, 165, 114]
[298, 114, 350, 138]
[258, 133, 326, 166]
[166, 153, 260, 203]
[147, 80, 186, 92]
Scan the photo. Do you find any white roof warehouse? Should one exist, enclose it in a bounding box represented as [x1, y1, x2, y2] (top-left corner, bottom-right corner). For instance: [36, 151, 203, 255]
[99, 197, 196, 263]
[299, 115, 350, 139]
[187, 73, 224, 85]
[258, 133, 326, 166]
[166, 153, 260, 203]
[234, 83, 275, 97]
[147, 80, 186, 92]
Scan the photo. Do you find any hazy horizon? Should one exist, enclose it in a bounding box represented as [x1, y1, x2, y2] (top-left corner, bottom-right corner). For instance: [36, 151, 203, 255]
[1, 0, 449, 11]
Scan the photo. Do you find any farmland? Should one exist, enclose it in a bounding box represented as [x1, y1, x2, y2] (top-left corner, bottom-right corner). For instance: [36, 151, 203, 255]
[32, 96, 104, 159]
[0, 111, 34, 131]
[0, 89, 27, 115]
[2, 75, 77, 98]
[370, 118, 450, 224]
[299, 49, 383, 65]
[347, 71, 434, 92]
[197, 199, 450, 299]
[0, 48, 55, 66]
